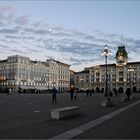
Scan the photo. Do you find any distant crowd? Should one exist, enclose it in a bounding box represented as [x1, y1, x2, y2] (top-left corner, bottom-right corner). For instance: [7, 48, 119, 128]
[0, 86, 138, 104]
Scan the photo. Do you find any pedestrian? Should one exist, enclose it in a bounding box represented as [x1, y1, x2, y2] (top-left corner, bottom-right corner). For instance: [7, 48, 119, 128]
[70, 87, 74, 100]
[109, 90, 113, 97]
[92, 89, 95, 94]
[86, 89, 89, 97]
[52, 87, 57, 104]
[125, 88, 131, 102]
[9, 88, 12, 95]
[74, 90, 78, 101]
[114, 88, 118, 96]
[89, 89, 92, 97]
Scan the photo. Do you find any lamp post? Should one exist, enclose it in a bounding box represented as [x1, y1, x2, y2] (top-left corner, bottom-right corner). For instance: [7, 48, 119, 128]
[101, 44, 111, 96]
[128, 66, 134, 93]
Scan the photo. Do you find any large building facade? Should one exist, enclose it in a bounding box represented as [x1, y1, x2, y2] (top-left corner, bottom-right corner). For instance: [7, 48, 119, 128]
[0, 55, 70, 93]
[74, 46, 140, 93]
[53, 60, 70, 92]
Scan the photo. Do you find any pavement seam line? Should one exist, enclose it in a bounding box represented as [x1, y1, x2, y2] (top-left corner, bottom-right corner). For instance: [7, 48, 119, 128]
[49, 100, 140, 139]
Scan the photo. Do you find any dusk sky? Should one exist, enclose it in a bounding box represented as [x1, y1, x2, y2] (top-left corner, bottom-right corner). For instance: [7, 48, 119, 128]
[0, 0, 140, 71]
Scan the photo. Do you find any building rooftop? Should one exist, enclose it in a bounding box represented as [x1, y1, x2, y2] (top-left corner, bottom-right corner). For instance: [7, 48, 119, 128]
[52, 59, 70, 67]
[0, 59, 7, 63]
[75, 69, 90, 74]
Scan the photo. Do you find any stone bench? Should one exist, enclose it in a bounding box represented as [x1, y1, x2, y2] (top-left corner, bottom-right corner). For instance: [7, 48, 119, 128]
[51, 106, 80, 120]
[100, 99, 114, 107]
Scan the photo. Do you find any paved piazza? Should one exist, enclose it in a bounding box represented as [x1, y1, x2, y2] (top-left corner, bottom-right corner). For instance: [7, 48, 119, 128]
[0, 92, 140, 139]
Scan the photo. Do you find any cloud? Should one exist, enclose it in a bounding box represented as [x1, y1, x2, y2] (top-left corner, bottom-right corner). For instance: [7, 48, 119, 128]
[27, 48, 42, 53]
[0, 43, 10, 49]
[0, 28, 19, 34]
[33, 20, 49, 28]
[0, 5, 15, 26]
[0, 4, 139, 72]
[0, 5, 14, 13]
[10, 48, 27, 55]
[15, 15, 30, 25]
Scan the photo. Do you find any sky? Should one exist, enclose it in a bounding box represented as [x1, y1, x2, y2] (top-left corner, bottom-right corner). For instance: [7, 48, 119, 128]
[0, 0, 140, 72]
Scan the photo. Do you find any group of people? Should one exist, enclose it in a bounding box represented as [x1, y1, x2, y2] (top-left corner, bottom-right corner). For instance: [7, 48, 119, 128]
[52, 86, 78, 103]
[70, 87, 77, 101]
[86, 89, 93, 97]
[6, 86, 132, 103]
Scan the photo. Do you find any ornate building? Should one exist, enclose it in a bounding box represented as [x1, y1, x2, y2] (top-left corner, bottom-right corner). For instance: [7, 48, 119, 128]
[0, 55, 70, 93]
[53, 60, 70, 92]
[74, 68, 90, 91]
[74, 46, 140, 93]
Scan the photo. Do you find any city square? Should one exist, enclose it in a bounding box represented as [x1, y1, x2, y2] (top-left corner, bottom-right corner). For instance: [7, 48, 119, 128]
[0, 1, 140, 139]
[0, 92, 140, 139]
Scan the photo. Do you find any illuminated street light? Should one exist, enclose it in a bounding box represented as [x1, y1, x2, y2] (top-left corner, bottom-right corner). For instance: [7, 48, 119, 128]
[101, 44, 111, 96]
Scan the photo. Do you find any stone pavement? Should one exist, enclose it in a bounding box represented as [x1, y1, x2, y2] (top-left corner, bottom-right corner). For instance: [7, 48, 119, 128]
[73, 100, 140, 139]
[0, 92, 140, 139]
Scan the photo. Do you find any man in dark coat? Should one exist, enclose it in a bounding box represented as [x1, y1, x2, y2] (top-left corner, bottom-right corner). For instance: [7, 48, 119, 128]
[125, 88, 131, 102]
[52, 87, 57, 104]
[70, 87, 74, 100]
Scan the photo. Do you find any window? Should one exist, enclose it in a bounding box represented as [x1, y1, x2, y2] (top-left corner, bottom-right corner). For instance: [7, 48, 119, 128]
[96, 72, 100, 77]
[96, 78, 99, 82]
[112, 67, 116, 71]
[133, 73, 137, 77]
[119, 71, 123, 76]
[119, 78, 123, 82]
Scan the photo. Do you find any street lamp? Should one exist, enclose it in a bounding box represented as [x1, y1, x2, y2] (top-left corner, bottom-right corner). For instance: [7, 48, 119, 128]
[101, 44, 111, 96]
[128, 66, 134, 93]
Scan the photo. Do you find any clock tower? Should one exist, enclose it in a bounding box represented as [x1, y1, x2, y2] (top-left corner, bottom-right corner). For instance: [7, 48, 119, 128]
[116, 46, 128, 66]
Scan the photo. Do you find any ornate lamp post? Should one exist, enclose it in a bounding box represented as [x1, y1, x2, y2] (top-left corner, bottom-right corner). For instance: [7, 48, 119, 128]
[101, 44, 111, 96]
[128, 66, 134, 93]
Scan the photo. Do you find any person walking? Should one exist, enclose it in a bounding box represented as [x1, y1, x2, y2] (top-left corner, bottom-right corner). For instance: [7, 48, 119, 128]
[114, 88, 118, 96]
[86, 89, 89, 97]
[74, 90, 78, 101]
[52, 87, 57, 104]
[125, 88, 131, 102]
[9, 88, 12, 95]
[70, 87, 74, 100]
[89, 89, 92, 97]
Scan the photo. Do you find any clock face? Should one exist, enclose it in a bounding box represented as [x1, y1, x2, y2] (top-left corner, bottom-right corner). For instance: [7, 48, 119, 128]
[117, 55, 125, 64]
[119, 55, 123, 60]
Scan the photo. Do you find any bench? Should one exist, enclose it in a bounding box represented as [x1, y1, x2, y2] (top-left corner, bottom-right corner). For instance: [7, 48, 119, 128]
[100, 99, 114, 107]
[51, 106, 80, 120]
